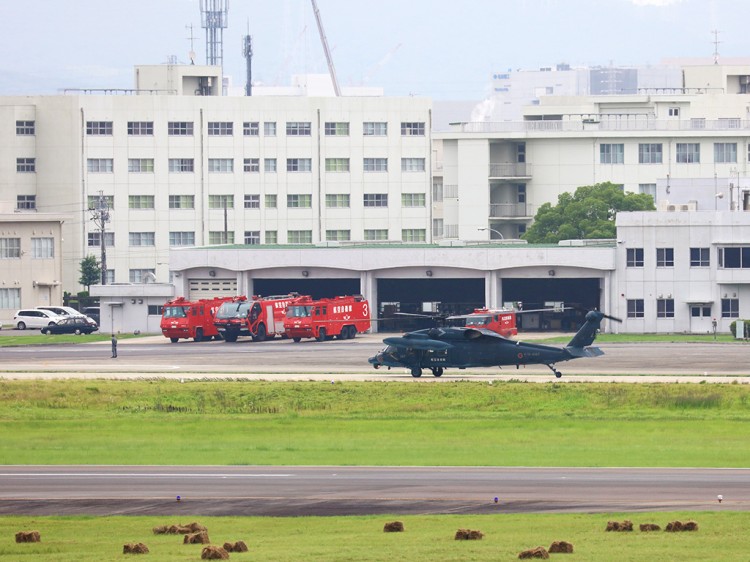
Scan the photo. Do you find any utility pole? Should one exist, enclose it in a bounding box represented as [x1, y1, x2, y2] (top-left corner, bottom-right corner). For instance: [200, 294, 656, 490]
[90, 191, 111, 284]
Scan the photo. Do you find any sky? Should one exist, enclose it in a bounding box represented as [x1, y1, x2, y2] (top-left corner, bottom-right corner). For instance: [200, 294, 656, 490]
[1, 0, 748, 100]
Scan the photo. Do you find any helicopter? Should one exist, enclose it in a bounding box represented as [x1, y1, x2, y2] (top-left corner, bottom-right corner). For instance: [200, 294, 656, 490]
[368, 309, 621, 378]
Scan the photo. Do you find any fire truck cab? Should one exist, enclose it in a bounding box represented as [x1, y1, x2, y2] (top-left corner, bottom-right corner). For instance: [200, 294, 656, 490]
[284, 295, 371, 342]
[214, 294, 301, 342]
[160, 296, 233, 343]
[461, 307, 517, 337]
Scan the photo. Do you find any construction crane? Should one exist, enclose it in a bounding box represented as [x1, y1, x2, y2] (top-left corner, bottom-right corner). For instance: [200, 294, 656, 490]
[310, 0, 341, 96]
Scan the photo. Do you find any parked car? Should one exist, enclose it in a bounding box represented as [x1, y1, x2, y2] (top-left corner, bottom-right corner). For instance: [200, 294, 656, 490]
[36, 305, 98, 325]
[13, 309, 61, 330]
[82, 306, 101, 325]
[41, 317, 99, 335]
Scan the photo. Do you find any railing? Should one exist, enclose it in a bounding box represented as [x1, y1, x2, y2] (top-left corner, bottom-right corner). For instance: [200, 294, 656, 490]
[455, 118, 750, 134]
[489, 203, 534, 218]
[488, 162, 531, 177]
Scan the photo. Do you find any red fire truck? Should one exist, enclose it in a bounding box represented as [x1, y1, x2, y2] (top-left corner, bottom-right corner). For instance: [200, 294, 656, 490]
[456, 307, 518, 337]
[214, 294, 302, 342]
[284, 295, 371, 342]
[160, 296, 234, 343]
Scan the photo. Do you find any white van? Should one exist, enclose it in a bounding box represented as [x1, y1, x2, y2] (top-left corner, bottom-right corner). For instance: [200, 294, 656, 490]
[13, 309, 61, 330]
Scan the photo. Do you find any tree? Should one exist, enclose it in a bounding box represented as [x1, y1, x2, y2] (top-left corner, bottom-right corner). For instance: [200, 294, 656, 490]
[79, 255, 101, 291]
[522, 182, 655, 244]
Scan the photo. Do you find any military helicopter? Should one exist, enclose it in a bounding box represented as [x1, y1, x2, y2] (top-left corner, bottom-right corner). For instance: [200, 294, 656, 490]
[368, 309, 621, 378]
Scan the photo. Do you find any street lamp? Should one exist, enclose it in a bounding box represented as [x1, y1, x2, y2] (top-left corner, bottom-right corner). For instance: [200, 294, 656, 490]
[478, 227, 504, 240]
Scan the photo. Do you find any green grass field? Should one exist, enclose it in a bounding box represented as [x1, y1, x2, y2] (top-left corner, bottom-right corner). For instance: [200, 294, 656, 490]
[1, 512, 747, 561]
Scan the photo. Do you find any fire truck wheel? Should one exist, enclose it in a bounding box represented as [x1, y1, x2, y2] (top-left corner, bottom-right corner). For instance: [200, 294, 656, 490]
[224, 333, 238, 342]
[347, 326, 356, 339]
[194, 328, 204, 342]
[293, 337, 302, 343]
[253, 324, 267, 342]
[170, 337, 179, 343]
[317, 328, 327, 342]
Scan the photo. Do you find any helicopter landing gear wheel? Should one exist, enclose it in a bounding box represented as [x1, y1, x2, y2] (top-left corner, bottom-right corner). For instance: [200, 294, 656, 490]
[410, 367, 423, 378]
[431, 367, 444, 377]
[546, 364, 563, 378]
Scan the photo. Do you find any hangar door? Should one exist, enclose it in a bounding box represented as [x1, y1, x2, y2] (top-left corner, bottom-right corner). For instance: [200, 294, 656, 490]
[252, 278, 361, 300]
[188, 278, 238, 300]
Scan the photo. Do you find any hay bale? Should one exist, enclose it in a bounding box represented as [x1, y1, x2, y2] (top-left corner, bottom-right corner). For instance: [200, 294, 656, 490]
[123, 542, 150, 554]
[548, 540, 574, 553]
[201, 545, 230, 560]
[605, 520, 633, 532]
[454, 528, 484, 540]
[620, 520, 633, 531]
[188, 522, 208, 533]
[518, 546, 550, 559]
[152, 525, 168, 534]
[383, 521, 404, 532]
[15, 530, 41, 543]
[184, 531, 210, 544]
[168, 524, 192, 534]
[665, 520, 684, 532]
[639, 523, 661, 532]
[223, 540, 248, 552]
[683, 520, 699, 532]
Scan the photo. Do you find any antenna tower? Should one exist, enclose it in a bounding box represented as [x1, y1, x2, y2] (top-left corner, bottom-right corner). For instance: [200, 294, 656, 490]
[712, 29, 721, 65]
[243, 20, 253, 96]
[200, 0, 228, 67]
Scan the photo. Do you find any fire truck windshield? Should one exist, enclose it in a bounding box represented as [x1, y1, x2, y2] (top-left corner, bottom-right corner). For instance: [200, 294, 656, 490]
[163, 306, 188, 318]
[466, 315, 492, 326]
[216, 301, 250, 319]
[286, 305, 312, 318]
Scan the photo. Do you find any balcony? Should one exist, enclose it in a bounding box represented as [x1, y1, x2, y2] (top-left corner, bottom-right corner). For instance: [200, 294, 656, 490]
[488, 162, 532, 178]
[489, 203, 535, 218]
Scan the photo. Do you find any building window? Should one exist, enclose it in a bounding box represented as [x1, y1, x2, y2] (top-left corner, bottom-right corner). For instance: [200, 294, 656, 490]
[87, 158, 113, 173]
[657, 299, 674, 318]
[168, 121, 193, 136]
[0, 288, 21, 309]
[265, 231, 278, 244]
[0, 238, 21, 258]
[208, 121, 233, 136]
[627, 248, 644, 267]
[325, 158, 350, 172]
[243, 158, 259, 172]
[147, 305, 163, 315]
[691, 305, 712, 318]
[264, 158, 277, 173]
[668, 107, 680, 117]
[286, 122, 311, 136]
[325, 122, 349, 136]
[244, 194, 260, 209]
[656, 248, 674, 267]
[129, 232, 155, 246]
[16, 158, 36, 172]
[263, 122, 276, 136]
[169, 195, 194, 209]
[363, 122, 387, 136]
[129, 269, 156, 283]
[287, 194, 312, 208]
[87, 195, 113, 210]
[208, 158, 233, 172]
[401, 122, 425, 136]
[208, 231, 234, 245]
[16, 120, 35, 135]
[433, 218, 444, 237]
[600, 143, 624, 164]
[690, 247, 710, 267]
[208, 195, 234, 209]
[169, 231, 195, 246]
[265, 194, 277, 208]
[364, 157, 388, 172]
[402, 193, 426, 207]
[288, 230, 312, 244]
[722, 298, 739, 318]
[286, 158, 312, 172]
[690, 118, 706, 129]
[244, 231, 260, 245]
[402, 229, 426, 242]
[638, 183, 656, 201]
[719, 246, 750, 268]
[168, 158, 194, 172]
[401, 157, 426, 172]
[31, 237, 54, 258]
[128, 195, 154, 209]
[326, 229, 351, 241]
[86, 121, 113, 135]
[127, 121, 153, 135]
[364, 193, 388, 207]
[676, 143, 700, 163]
[128, 158, 154, 173]
[325, 194, 350, 208]
[364, 229, 388, 241]
[243, 122, 259, 136]
[627, 299, 644, 318]
[87, 232, 115, 247]
[638, 143, 662, 164]
[16, 195, 36, 210]
[714, 142, 737, 163]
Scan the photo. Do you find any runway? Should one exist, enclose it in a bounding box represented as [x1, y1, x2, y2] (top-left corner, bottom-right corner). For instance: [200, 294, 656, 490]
[1, 465, 748, 516]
